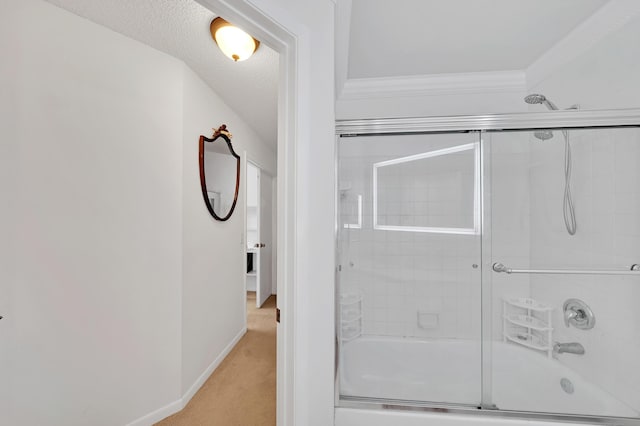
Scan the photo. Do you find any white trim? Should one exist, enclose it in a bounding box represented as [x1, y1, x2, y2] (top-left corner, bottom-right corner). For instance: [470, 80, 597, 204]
[373, 225, 477, 235]
[126, 327, 247, 426]
[373, 143, 476, 168]
[182, 327, 247, 404]
[527, 1, 640, 88]
[334, 0, 352, 99]
[339, 71, 526, 100]
[343, 194, 362, 229]
[276, 28, 298, 426]
[372, 142, 480, 235]
[335, 407, 582, 426]
[242, 151, 248, 331]
[125, 400, 183, 426]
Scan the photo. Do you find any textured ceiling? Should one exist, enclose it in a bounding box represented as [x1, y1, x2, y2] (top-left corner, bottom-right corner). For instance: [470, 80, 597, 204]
[347, 0, 607, 78]
[45, 0, 279, 151]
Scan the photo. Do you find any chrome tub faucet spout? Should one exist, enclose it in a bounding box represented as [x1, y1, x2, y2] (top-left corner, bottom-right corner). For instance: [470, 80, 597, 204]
[553, 342, 585, 355]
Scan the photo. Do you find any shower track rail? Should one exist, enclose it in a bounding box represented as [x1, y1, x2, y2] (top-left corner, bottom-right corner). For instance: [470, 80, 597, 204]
[493, 262, 640, 276]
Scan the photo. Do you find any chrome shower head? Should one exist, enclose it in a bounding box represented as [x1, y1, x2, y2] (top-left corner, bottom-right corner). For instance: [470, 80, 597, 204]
[533, 130, 554, 141]
[524, 93, 559, 110]
[524, 94, 547, 104]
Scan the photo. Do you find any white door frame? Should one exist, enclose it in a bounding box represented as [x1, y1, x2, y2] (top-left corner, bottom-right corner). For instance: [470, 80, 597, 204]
[194, 2, 306, 425]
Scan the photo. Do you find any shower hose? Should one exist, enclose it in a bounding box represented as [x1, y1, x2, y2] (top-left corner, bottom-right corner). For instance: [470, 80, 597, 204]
[563, 131, 577, 235]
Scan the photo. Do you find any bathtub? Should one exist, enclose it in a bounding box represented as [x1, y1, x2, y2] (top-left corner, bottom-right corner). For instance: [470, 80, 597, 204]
[339, 336, 638, 419]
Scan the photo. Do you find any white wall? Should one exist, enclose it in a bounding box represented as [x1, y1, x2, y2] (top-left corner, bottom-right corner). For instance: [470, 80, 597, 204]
[0, 2, 16, 418]
[1, 1, 183, 424]
[181, 63, 276, 397]
[1, 1, 278, 424]
[528, 13, 640, 112]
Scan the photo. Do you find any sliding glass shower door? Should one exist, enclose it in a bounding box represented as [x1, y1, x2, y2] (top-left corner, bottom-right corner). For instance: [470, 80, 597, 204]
[337, 131, 483, 406]
[337, 121, 640, 424]
[487, 127, 640, 419]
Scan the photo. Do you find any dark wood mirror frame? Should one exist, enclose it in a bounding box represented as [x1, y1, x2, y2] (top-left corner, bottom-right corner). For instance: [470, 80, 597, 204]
[199, 124, 240, 221]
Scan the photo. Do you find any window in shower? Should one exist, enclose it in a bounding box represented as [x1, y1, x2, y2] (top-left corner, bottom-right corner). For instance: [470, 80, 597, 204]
[373, 142, 480, 234]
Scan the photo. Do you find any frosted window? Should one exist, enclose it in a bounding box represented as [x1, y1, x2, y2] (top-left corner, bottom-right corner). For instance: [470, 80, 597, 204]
[373, 143, 479, 234]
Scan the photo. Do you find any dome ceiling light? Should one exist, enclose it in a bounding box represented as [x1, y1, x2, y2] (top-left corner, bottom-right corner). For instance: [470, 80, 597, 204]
[210, 17, 260, 62]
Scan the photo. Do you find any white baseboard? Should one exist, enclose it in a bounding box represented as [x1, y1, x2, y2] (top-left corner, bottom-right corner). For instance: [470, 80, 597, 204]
[126, 400, 183, 426]
[181, 327, 247, 404]
[126, 327, 247, 426]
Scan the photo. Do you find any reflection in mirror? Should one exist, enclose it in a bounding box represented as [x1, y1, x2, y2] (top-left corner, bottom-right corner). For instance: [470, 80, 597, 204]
[199, 125, 240, 221]
[373, 142, 479, 234]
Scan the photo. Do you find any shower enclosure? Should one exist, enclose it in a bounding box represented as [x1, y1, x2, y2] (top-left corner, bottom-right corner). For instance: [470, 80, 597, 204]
[335, 110, 640, 424]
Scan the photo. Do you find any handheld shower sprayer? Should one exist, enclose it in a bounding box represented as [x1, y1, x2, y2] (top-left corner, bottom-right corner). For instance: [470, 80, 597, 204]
[524, 93, 577, 236]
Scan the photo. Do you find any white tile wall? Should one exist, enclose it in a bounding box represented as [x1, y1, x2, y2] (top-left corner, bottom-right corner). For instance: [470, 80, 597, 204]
[339, 134, 481, 341]
[529, 128, 640, 411]
[486, 132, 533, 338]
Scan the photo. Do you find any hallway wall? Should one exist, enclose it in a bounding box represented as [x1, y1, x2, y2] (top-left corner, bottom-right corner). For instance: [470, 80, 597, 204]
[0, 0, 275, 424]
[1, 1, 183, 424]
[181, 64, 275, 397]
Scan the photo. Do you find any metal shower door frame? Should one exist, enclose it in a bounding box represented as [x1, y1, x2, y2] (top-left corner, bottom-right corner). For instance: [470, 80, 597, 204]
[335, 107, 640, 426]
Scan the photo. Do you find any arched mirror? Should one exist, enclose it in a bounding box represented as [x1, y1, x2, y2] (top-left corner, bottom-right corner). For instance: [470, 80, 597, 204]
[199, 124, 240, 221]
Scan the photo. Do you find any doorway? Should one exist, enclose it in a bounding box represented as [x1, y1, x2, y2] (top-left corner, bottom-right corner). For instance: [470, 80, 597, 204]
[246, 161, 276, 308]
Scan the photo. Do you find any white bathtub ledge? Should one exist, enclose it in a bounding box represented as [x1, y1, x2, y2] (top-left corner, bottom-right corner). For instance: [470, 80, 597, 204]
[334, 408, 594, 426]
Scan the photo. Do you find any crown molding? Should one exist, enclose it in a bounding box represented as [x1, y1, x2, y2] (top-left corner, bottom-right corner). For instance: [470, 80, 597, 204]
[527, 0, 640, 88]
[339, 71, 526, 101]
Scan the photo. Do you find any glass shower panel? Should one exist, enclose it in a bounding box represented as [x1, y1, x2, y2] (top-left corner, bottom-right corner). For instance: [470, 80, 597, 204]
[337, 132, 482, 406]
[488, 127, 640, 419]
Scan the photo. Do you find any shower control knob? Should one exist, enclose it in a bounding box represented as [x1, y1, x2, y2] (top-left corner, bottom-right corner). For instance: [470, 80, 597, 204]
[563, 299, 595, 330]
[472, 264, 478, 269]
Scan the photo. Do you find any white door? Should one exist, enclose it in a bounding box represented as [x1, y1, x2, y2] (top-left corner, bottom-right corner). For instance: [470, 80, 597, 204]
[256, 169, 273, 308]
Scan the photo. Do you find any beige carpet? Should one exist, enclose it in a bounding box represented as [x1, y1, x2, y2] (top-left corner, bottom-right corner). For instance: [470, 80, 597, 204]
[157, 292, 276, 426]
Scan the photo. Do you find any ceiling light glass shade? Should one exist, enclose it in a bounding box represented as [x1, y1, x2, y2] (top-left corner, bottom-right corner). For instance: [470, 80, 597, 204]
[210, 17, 259, 62]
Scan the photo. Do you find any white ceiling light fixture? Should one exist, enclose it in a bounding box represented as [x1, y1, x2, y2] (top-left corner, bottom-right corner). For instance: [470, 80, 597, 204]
[210, 17, 260, 62]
